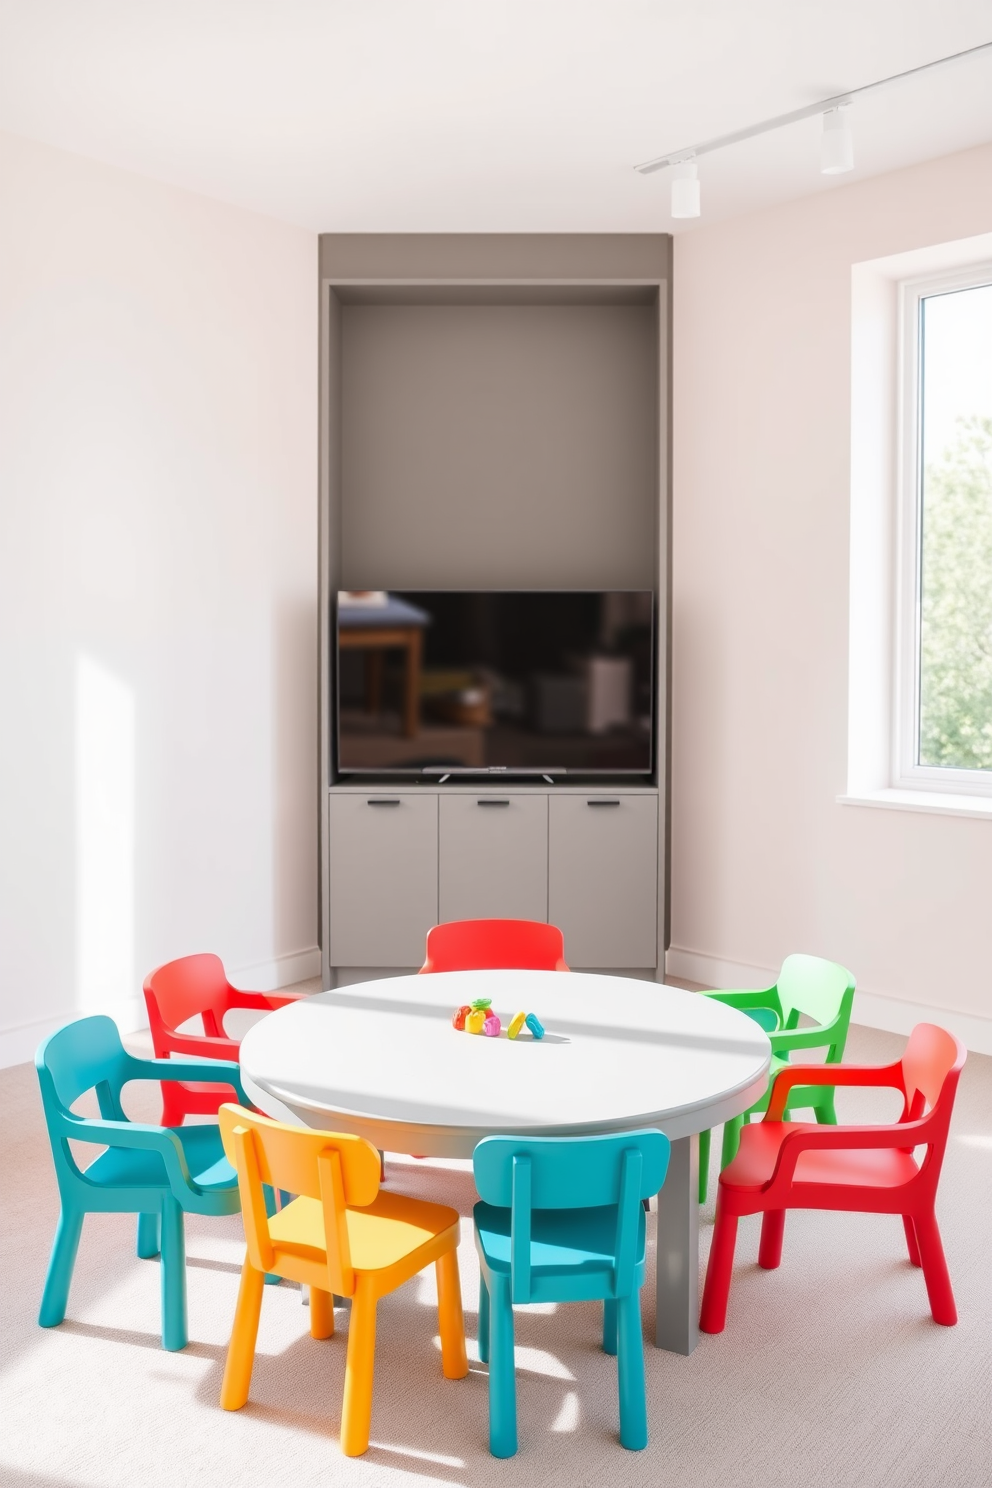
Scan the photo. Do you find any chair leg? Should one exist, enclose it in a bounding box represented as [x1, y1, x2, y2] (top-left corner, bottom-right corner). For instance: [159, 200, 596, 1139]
[310, 1286, 335, 1339]
[698, 1127, 711, 1205]
[436, 1247, 468, 1379]
[602, 1296, 618, 1355]
[159, 1196, 188, 1352]
[341, 1278, 377, 1457]
[159, 1085, 186, 1127]
[699, 1203, 739, 1334]
[912, 1209, 957, 1326]
[902, 1214, 922, 1267]
[39, 1206, 84, 1328]
[616, 1291, 648, 1451]
[720, 1114, 744, 1171]
[487, 1273, 518, 1458]
[137, 1211, 160, 1259]
[758, 1209, 785, 1270]
[478, 1272, 490, 1364]
[815, 1090, 838, 1124]
[221, 1261, 266, 1409]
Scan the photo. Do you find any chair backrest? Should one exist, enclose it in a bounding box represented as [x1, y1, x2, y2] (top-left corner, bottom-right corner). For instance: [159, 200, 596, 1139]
[218, 1105, 380, 1295]
[143, 953, 232, 1045]
[776, 953, 855, 1033]
[421, 919, 568, 973]
[900, 1023, 966, 1132]
[473, 1130, 669, 1302]
[36, 1014, 133, 1122]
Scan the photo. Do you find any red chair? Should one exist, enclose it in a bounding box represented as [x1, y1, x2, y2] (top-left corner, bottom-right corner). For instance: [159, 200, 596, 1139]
[419, 919, 569, 974]
[143, 954, 308, 1126]
[700, 1022, 965, 1334]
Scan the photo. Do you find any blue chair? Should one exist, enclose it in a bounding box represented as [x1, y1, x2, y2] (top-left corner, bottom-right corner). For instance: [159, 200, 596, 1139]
[473, 1129, 670, 1457]
[36, 1014, 250, 1351]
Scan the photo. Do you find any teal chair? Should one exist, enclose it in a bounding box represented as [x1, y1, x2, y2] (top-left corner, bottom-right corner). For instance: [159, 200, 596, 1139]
[473, 1129, 670, 1458]
[36, 1014, 250, 1351]
[697, 953, 856, 1203]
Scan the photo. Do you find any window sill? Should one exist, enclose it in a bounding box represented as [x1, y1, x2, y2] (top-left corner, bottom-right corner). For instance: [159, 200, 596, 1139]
[838, 789, 992, 820]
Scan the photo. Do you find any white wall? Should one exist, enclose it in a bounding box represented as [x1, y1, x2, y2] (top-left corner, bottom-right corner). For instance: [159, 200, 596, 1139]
[670, 141, 992, 1049]
[0, 131, 318, 1065]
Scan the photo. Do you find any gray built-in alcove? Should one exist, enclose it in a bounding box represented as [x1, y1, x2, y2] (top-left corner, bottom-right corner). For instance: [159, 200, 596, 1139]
[319, 235, 672, 986]
[340, 300, 658, 589]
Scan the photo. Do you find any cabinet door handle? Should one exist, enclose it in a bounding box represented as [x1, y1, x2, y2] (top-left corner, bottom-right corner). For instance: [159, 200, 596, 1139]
[367, 798, 401, 807]
[587, 799, 620, 807]
[478, 799, 510, 807]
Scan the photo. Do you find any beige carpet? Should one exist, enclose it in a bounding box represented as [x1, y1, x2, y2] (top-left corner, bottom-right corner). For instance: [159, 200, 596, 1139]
[2, 1020, 990, 1488]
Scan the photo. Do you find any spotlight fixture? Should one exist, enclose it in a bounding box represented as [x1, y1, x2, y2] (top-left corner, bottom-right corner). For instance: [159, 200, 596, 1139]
[671, 159, 700, 218]
[634, 36, 992, 220]
[821, 106, 854, 174]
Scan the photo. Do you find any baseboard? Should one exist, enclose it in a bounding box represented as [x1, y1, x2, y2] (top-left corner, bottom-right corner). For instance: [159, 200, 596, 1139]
[229, 946, 322, 993]
[665, 945, 992, 1056]
[0, 995, 146, 1072]
[0, 947, 323, 1072]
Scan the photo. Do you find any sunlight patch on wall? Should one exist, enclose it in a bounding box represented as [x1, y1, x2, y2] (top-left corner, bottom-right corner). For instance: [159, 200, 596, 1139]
[75, 655, 135, 1014]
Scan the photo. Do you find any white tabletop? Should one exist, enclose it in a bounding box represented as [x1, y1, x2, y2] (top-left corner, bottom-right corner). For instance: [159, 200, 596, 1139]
[239, 970, 771, 1158]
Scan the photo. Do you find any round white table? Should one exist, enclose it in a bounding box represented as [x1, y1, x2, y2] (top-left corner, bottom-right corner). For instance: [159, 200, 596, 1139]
[239, 969, 771, 1355]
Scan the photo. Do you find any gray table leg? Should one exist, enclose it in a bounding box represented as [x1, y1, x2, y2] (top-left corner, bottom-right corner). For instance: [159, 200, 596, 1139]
[654, 1132, 699, 1354]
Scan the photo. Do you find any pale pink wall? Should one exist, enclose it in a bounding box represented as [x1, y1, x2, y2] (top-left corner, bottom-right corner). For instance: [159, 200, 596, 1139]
[0, 131, 318, 1063]
[671, 141, 992, 1030]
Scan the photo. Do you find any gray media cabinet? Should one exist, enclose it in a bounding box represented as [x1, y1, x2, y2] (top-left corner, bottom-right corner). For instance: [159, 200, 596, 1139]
[318, 234, 672, 986]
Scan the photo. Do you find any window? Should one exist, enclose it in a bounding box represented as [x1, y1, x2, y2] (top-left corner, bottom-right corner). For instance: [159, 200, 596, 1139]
[896, 267, 992, 796]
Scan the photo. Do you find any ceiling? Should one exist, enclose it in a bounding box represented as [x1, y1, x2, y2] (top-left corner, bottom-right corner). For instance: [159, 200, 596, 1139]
[1, 1, 991, 234]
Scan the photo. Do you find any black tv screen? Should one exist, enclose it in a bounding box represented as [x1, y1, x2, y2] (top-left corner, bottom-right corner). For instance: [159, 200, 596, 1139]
[336, 590, 653, 776]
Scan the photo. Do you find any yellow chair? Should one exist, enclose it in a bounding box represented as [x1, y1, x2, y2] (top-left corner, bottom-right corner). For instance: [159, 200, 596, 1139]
[217, 1105, 468, 1456]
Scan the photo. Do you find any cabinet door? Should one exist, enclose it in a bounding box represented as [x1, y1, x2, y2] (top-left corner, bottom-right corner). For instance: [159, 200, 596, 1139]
[438, 794, 548, 924]
[548, 794, 658, 968]
[328, 793, 438, 967]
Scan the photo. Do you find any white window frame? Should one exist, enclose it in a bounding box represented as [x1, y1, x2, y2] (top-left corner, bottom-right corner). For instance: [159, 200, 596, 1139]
[894, 262, 992, 799]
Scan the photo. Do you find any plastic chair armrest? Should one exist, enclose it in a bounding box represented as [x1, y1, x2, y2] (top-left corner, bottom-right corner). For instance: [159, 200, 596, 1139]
[765, 1117, 930, 1194]
[58, 1112, 195, 1191]
[766, 1061, 904, 1119]
[127, 1055, 249, 1105]
[768, 1017, 846, 1056]
[223, 989, 309, 1012]
[151, 1031, 242, 1062]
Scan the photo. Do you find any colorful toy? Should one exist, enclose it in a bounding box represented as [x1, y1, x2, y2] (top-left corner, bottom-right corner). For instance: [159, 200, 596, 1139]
[452, 1002, 542, 1040]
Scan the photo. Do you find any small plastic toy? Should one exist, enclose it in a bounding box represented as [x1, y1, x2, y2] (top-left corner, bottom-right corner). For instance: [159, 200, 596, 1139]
[452, 1003, 542, 1039]
[524, 1012, 545, 1040]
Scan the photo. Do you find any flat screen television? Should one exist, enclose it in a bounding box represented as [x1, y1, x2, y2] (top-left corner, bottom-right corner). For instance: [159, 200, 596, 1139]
[335, 590, 654, 776]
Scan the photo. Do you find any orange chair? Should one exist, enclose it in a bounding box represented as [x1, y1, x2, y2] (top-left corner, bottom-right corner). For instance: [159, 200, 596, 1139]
[218, 1105, 468, 1456]
[420, 918, 569, 974]
[699, 1023, 966, 1335]
[143, 954, 308, 1125]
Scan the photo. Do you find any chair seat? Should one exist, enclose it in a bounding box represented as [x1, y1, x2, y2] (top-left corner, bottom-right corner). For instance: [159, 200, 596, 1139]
[721, 1121, 921, 1193]
[268, 1189, 461, 1274]
[83, 1123, 237, 1193]
[474, 1200, 645, 1286]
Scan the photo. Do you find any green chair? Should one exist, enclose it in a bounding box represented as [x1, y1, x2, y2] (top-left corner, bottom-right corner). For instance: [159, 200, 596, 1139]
[697, 954, 856, 1204]
[36, 1014, 250, 1351]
